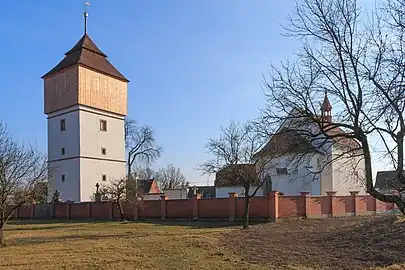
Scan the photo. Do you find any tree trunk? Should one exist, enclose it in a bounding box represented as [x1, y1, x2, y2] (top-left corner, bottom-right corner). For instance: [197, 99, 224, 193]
[243, 195, 251, 229]
[0, 225, 3, 246]
[0, 212, 4, 246]
[362, 138, 405, 215]
[127, 157, 132, 182]
[117, 202, 125, 221]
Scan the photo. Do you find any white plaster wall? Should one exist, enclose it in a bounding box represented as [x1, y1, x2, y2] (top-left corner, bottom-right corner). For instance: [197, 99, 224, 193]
[331, 147, 367, 195]
[261, 153, 323, 195]
[143, 194, 161, 201]
[47, 110, 80, 161]
[216, 186, 264, 198]
[47, 158, 80, 202]
[80, 158, 126, 201]
[79, 107, 125, 161]
[164, 189, 189, 199]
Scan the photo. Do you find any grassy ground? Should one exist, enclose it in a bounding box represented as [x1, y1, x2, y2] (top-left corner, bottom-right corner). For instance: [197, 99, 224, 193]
[1, 216, 404, 270]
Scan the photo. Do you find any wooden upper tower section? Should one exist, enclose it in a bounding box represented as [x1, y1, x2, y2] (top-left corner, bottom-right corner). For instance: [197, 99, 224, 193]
[42, 34, 129, 116]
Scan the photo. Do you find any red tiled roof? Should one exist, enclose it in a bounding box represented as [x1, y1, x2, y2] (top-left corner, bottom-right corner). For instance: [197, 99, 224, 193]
[255, 128, 319, 158]
[42, 34, 129, 82]
[323, 125, 360, 149]
[322, 93, 332, 111]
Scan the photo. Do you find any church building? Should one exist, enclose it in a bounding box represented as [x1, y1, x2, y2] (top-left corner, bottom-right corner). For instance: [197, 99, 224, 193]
[42, 11, 129, 202]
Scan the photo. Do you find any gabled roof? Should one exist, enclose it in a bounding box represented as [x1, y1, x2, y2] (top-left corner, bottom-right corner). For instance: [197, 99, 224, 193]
[254, 128, 320, 159]
[127, 178, 160, 194]
[323, 125, 360, 149]
[322, 92, 332, 111]
[375, 171, 405, 190]
[215, 164, 258, 187]
[42, 34, 129, 82]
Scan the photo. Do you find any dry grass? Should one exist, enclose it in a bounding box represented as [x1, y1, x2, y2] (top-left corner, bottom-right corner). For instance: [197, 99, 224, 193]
[1, 216, 404, 269]
[221, 216, 405, 270]
[1, 220, 259, 270]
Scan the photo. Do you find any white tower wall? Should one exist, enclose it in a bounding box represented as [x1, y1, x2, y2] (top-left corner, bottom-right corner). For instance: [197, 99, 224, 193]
[47, 105, 126, 202]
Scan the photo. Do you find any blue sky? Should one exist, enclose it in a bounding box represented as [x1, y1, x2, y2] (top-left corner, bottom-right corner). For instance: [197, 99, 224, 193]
[0, 0, 300, 185]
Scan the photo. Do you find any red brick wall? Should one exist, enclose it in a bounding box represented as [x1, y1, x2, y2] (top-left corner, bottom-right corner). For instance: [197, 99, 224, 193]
[198, 198, 229, 218]
[18, 205, 33, 219]
[140, 201, 160, 218]
[278, 196, 305, 217]
[70, 203, 90, 219]
[54, 203, 70, 219]
[6, 194, 402, 221]
[235, 198, 245, 218]
[166, 200, 193, 218]
[91, 202, 112, 219]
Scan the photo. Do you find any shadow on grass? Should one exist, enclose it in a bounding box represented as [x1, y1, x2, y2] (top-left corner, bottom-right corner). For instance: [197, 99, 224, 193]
[221, 216, 405, 270]
[135, 218, 271, 229]
[310, 216, 405, 268]
[8, 233, 134, 246]
[7, 218, 270, 229]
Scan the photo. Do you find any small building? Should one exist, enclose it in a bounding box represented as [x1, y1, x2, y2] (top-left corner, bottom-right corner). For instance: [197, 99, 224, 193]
[187, 186, 216, 199]
[255, 92, 366, 196]
[127, 178, 162, 200]
[164, 188, 189, 200]
[375, 171, 405, 195]
[214, 164, 266, 198]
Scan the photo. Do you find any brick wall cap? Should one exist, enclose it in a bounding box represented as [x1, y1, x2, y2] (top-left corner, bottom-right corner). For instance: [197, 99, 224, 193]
[228, 192, 238, 198]
[268, 191, 279, 197]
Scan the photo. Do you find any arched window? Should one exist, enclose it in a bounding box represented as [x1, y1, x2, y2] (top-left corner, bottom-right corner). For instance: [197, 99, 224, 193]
[264, 174, 272, 193]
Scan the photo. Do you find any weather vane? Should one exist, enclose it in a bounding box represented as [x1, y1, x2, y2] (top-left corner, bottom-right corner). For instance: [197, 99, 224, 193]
[84, 1, 90, 34]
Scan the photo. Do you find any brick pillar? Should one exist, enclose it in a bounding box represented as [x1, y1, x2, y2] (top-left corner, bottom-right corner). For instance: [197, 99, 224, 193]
[327, 191, 337, 217]
[350, 191, 360, 216]
[133, 203, 139, 221]
[228, 192, 238, 222]
[301, 192, 310, 218]
[192, 194, 202, 221]
[268, 191, 279, 221]
[160, 195, 168, 221]
[31, 203, 36, 219]
[85, 203, 91, 218]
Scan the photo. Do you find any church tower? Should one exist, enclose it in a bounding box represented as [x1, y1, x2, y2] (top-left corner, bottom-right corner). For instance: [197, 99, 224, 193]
[43, 11, 129, 202]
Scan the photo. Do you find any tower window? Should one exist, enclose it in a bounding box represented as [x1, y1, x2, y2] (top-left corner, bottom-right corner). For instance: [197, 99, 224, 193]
[61, 174, 65, 182]
[100, 120, 107, 131]
[61, 148, 65, 155]
[276, 168, 288, 175]
[60, 119, 66, 131]
[101, 147, 107, 155]
[102, 174, 107, 181]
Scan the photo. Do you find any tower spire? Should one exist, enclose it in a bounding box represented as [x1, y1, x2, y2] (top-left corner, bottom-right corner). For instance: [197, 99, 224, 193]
[321, 90, 332, 122]
[84, 1, 90, 34]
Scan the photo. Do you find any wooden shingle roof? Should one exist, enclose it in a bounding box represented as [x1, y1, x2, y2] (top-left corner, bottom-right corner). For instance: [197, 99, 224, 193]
[42, 34, 129, 82]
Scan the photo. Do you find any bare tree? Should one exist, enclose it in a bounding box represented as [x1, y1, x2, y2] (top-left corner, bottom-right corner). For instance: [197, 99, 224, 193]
[100, 177, 132, 221]
[155, 164, 187, 189]
[134, 166, 155, 180]
[125, 118, 162, 197]
[0, 123, 48, 245]
[259, 0, 405, 213]
[200, 121, 269, 229]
